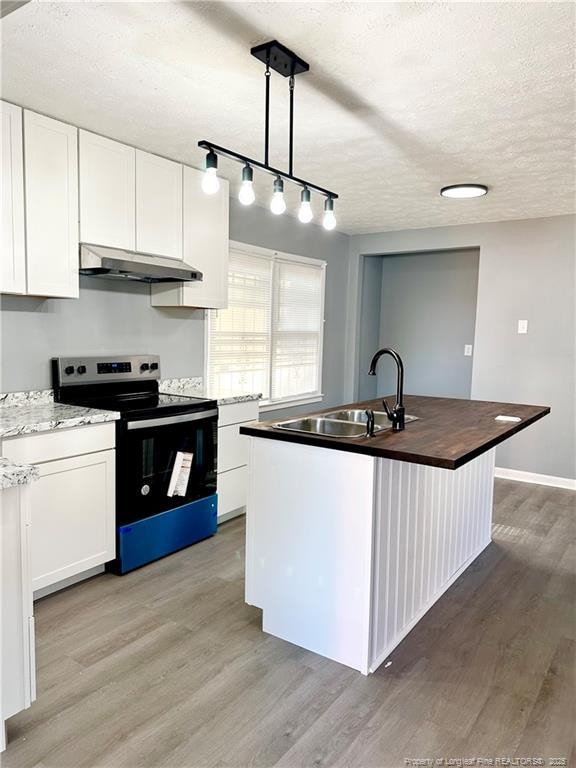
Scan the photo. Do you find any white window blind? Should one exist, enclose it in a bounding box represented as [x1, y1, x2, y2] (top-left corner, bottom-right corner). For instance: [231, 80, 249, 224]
[207, 244, 325, 405]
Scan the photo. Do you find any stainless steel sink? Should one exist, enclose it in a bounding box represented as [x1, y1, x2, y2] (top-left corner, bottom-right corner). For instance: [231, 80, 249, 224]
[273, 410, 418, 439]
[274, 417, 383, 439]
[324, 410, 419, 427]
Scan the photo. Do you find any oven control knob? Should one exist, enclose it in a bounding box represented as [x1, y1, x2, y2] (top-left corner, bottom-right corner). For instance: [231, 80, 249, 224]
[140, 363, 150, 372]
[77, 365, 87, 375]
[64, 365, 75, 375]
[150, 362, 159, 371]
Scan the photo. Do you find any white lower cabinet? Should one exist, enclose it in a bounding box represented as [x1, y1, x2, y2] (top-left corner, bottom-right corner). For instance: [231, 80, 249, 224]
[3, 423, 116, 592]
[217, 400, 258, 520]
[28, 450, 115, 590]
[1, 483, 35, 751]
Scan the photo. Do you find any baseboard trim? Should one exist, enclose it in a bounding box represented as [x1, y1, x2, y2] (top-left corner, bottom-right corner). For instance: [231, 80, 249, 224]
[495, 467, 576, 491]
[33, 565, 105, 601]
[218, 506, 246, 524]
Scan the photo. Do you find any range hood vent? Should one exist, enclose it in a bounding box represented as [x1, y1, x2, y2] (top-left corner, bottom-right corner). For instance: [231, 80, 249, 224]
[79, 244, 202, 283]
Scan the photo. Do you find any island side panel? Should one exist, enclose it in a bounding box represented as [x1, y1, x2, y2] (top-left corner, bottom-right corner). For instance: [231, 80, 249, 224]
[245, 437, 376, 674]
[369, 449, 495, 673]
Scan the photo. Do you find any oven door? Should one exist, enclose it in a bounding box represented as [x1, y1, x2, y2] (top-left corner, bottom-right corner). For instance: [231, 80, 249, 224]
[117, 409, 218, 525]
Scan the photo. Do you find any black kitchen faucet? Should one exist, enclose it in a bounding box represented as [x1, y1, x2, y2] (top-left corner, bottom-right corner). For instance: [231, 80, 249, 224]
[368, 348, 406, 432]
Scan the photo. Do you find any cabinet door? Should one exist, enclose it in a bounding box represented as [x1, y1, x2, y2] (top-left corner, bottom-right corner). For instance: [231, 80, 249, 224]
[1, 101, 26, 295]
[79, 130, 136, 249]
[135, 150, 182, 259]
[151, 166, 229, 308]
[218, 423, 250, 473]
[29, 450, 115, 591]
[24, 111, 79, 298]
[217, 466, 248, 519]
[1, 485, 34, 722]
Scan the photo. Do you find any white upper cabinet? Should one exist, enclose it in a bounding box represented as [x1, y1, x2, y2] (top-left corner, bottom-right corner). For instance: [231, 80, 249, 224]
[24, 111, 79, 299]
[79, 131, 136, 250]
[1, 101, 26, 295]
[151, 166, 229, 309]
[135, 150, 183, 260]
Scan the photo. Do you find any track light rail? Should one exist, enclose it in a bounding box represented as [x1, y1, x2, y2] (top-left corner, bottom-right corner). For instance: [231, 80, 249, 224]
[197, 140, 338, 200]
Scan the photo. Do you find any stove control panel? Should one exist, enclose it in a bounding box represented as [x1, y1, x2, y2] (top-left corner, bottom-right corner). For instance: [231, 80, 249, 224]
[97, 362, 132, 374]
[52, 355, 161, 386]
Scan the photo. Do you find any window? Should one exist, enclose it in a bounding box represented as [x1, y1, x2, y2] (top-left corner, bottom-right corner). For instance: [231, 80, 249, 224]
[207, 242, 325, 408]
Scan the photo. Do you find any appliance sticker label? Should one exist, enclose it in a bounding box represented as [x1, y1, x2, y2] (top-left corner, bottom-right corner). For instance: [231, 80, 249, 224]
[167, 451, 193, 497]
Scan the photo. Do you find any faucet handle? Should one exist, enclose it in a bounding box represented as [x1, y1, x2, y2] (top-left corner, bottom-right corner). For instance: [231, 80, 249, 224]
[381, 397, 393, 420]
[365, 409, 375, 437]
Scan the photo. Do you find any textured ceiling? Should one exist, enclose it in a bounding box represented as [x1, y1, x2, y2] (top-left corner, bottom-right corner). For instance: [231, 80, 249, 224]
[1, 1, 574, 235]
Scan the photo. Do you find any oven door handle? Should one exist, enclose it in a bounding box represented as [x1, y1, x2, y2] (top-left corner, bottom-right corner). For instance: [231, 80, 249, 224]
[126, 409, 218, 430]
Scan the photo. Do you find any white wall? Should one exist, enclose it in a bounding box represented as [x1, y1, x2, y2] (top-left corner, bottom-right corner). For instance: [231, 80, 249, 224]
[347, 214, 575, 480]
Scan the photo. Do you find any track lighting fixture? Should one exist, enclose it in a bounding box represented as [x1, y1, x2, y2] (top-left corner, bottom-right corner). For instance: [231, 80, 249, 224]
[238, 164, 255, 206]
[270, 177, 287, 215]
[199, 40, 338, 230]
[298, 188, 313, 223]
[322, 197, 336, 231]
[201, 150, 219, 195]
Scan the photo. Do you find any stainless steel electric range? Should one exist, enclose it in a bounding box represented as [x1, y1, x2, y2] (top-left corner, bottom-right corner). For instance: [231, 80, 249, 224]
[52, 355, 218, 574]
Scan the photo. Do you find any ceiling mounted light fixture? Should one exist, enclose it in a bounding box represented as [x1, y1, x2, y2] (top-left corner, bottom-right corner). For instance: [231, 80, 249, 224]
[198, 39, 338, 230]
[238, 164, 255, 206]
[440, 184, 488, 199]
[270, 176, 286, 215]
[201, 149, 220, 195]
[298, 187, 313, 223]
[323, 196, 336, 231]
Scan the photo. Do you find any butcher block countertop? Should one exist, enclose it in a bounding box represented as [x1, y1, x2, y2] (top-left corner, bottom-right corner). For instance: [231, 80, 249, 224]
[240, 395, 550, 469]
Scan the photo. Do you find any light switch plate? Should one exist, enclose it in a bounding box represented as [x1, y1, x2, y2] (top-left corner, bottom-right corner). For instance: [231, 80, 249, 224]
[517, 320, 528, 334]
[464, 344, 473, 356]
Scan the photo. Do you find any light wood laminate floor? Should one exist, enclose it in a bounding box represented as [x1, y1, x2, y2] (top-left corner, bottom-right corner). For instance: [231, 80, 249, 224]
[4, 480, 575, 768]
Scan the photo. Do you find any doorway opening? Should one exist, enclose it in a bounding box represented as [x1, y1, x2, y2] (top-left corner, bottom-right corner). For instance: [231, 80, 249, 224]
[357, 248, 480, 401]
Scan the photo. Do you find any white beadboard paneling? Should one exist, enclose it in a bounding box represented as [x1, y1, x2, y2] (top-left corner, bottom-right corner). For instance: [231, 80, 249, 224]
[370, 449, 495, 672]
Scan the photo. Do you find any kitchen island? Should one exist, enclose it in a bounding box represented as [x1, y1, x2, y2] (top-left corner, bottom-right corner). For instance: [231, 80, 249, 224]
[240, 395, 549, 674]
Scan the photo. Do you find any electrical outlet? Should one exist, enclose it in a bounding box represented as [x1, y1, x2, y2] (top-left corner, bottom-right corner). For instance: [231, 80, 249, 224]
[517, 320, 528, 335]
[464, 344, 473, 356]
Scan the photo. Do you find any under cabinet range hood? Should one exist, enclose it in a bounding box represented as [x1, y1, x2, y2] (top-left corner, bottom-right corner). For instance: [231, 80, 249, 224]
[79, 244, 202, 283]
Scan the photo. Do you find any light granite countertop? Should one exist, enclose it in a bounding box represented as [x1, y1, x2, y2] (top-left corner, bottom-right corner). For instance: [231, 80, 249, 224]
[159, 378, 261, 406]
[0, 457, 39, 490]
[0, 401, 120, 439]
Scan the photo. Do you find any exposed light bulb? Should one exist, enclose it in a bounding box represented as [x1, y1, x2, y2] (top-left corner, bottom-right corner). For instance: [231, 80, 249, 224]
[322, 197, 336, 231]
[239, 181, 255, 205]
[202, 150, 220, 195]
[238, 164, 255, 206]
[298, 187, 313, 223]
[270, 176, 286, 215]
[202, 168, 220, 195]
[271, 192, 286, 215]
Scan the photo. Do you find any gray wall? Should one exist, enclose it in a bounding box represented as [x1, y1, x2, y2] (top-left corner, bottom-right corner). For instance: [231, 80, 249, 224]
[0, 198, 351, 410]
[356, 256, 383, 401]
[0, 279, 205, 391]
[348, 215, 576, 479]
[374, 249, 479, 398]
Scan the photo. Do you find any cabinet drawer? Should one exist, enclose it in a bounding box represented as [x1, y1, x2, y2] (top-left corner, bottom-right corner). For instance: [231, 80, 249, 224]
[218, 401, 259, 428]
[217, 466, 248, 518]
[3, 422, 115, 465]
[218, 423, 249, 473]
